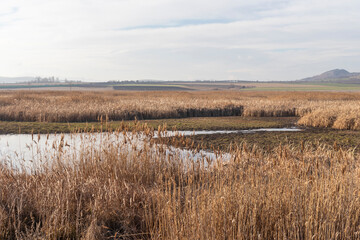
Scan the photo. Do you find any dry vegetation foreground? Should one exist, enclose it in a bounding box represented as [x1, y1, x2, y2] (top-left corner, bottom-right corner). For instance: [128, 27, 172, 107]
[1, 128, 360, 239]
[1, 90, 360, 239]
[1, 90, 360, 130]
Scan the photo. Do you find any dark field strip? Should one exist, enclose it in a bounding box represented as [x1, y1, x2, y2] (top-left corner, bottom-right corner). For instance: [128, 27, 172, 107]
[112, 85, 194, 91]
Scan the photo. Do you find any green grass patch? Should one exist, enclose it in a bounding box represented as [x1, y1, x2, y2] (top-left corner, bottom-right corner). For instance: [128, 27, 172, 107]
[294, 82, 360, 87]
[245, 86, 360, 91]
[239, 82, 360, 91]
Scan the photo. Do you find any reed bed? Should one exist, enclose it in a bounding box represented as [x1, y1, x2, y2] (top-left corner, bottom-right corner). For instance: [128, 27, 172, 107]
[1, 126, 360, 239]
[1, 90, 360, 130]
[298, 103, 360, 130]
[0, 91, 244, 122]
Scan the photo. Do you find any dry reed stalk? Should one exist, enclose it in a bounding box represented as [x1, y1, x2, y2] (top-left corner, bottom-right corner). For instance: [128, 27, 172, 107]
[1, 125, 360, 239]
[1, 91, 360, 126]
[298, 104, 360, 130]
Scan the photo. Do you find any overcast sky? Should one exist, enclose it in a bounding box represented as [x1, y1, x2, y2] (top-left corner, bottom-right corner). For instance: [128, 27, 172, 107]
[0, 0, 359, 81]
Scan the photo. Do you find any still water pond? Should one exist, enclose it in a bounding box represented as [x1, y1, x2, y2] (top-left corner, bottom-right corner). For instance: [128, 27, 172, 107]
[0, 128, 301, 171]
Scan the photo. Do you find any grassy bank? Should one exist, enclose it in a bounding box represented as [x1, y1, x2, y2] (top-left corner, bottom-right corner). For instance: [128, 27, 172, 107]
[0, 117, 296, 134]
[170, 128, 360, 153]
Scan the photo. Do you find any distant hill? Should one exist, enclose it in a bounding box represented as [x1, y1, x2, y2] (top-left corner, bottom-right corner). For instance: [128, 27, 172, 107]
[0, 76, 35, 83]
[298, 69, 360, 84]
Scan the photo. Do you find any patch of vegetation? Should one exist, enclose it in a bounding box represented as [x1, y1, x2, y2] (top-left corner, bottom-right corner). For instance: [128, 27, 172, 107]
[178, 128, 360, 153]
[0, 117, 297, 134]
[140, 116, 297, 131]
[0, 121, 79, 134]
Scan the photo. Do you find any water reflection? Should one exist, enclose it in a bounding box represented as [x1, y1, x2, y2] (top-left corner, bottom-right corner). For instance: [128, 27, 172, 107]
[0, 128, 301, 171]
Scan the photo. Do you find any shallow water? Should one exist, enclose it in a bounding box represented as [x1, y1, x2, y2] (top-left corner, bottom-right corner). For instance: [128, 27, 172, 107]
[0, 128, 301, 171]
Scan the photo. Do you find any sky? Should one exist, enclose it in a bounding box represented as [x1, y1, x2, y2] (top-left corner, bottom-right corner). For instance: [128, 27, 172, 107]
[0, 0, 359, 81]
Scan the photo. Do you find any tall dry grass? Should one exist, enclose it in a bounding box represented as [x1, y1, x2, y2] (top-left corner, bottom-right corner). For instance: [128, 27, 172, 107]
[0, 91, 244, 122]
[298, 103, 360, 130]
[1, 90, 360, 130]
[1, 125, 360, 239]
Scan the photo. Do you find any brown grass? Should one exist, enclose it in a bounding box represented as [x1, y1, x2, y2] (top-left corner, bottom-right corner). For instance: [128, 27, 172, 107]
[298, 104, 360, 130]
[1, 90, 360, 130]
[0, 91, 244, 122]
[1, 125, 360, 239]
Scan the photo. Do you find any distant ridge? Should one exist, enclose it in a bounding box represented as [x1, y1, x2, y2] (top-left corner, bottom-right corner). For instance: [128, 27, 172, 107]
[298, 69, 360, 84]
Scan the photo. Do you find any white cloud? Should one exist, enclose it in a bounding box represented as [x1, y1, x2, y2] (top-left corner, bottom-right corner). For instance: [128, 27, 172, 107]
[0, 0, 359, 80]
